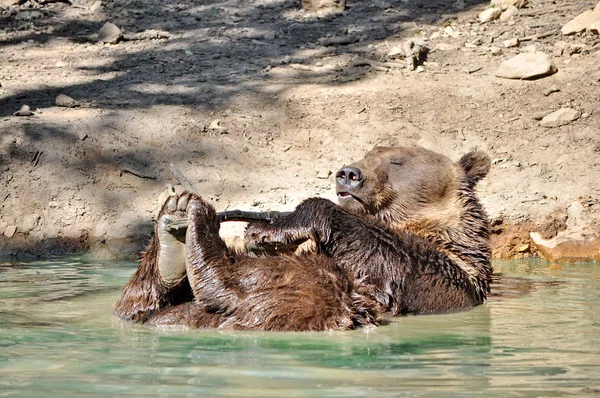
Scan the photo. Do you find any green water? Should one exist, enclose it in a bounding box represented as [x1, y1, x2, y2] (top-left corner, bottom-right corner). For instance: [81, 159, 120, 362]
[1, 258, 599, 397]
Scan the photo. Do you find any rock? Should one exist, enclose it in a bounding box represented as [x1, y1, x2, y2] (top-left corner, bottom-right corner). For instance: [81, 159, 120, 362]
[89, 0, 102, 12]
[540, 108, 580, 127]
[77, 130, 88, 140]
[97, 22, 121, 44]
[0, 0, 20, 6]
[503, 37, 519, 47]
[302, 0, 345, 16]
[55, 61, 67, 68]
[208, 119, 227, 133]
[543, 86, 560, 96]
[55, 93, 80, 108]
[443, 26, 460, 38]
[316, 169, 331, 179]
[495, 52, 557, 80]
[500, 5, 519, 21]
[561, 4, 600, 35]
[436, 43, 459, 51]
[479, 8, 501, 23]
[21, 214, 39, 233]
[122, 29, 170, 41]
[490, 0, 527, 10]
[263, 31, 275, 40]
[15, 10, 43, 20]
[13, 104, 34, 116]
[388, 46, 405, 58]
[530, 232, 600, 262]
[531, 111, 547, 120]
[490, 46, 503, 55]
[4, 225, 17, 238]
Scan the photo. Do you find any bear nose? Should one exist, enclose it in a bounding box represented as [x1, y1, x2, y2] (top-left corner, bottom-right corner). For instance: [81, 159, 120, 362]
[336, 166, 364, 189]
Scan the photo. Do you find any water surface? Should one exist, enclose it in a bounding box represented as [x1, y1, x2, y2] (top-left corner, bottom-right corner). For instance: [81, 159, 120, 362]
[1, 257, 599, 397]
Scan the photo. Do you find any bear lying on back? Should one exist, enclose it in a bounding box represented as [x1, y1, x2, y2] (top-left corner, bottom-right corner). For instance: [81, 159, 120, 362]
[114, 146, 493, 330]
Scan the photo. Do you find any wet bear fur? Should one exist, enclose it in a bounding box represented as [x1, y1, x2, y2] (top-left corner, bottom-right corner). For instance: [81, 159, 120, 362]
[114, 146, 492, 330]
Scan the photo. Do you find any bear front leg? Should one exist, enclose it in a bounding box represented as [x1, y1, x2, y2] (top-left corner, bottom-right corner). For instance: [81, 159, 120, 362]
[114, 194, 193, 323]
[185, 194, 240, 314]
[245, 198, 337, 249]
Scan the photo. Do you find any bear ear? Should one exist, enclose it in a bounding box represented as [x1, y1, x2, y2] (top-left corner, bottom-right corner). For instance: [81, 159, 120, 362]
[458, 150, 491, 186]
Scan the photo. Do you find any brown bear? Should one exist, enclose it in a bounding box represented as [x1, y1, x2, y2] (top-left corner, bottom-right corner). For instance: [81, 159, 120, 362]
[114, 146, 492, 330]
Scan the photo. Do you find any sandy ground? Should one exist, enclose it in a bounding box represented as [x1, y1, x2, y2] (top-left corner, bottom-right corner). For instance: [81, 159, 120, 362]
[1, 0, 599, 259]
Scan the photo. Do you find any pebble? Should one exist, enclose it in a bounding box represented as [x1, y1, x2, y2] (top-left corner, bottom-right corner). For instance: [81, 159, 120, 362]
[436, 43, 458, 51]
[500, 5, 519, 21]
[490, 46, 503, 55]
[495, 52, 557, 80]
[479, 8, 501, 23]
[503, 37, 519, 47]
[208, 119, 228, 133]
[543, 86, 560, 96]
[13, 104, 34, 116]
[540, 108, 580, 127]
[561, 3, 600, 35]
[97, 22, 121, 44]
[55, 61, 67, 68]
[316, 169, 331, 179]
[490, 0, 528, 10]
[15, 10, 43, 20]
[55, 93, 80, 108]
[4, 225, 17, 238]
[21, 214, 39, 233]
[89, 0, 102, 12]
[387, 45, 404, 58]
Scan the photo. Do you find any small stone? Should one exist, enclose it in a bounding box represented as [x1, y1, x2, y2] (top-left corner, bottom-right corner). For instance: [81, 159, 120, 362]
[89, 0, 102, 12]
[416, 65, 425, 73]
[302, 0, 345, 16]
[55, 93, 80, 108]
[500, 5, 519, 21]
[97, 22, 121, 44]
[315, 62, 323, 67]
[490, 46, 502, 55]
[13, 104, 34, 116]
[503, 37, 519, 47]
[185, 50, 194, 56]
[490, 0, 527, 10]
[21, 214, 39, 233]
[77, 130, 88, 140]
[316, 169, 331, 179]
[15, 10, 43, 20]
[479, 8, 501, 23]
[436, 43, 458, 51]
[532, 111, 547, 121]
[55, 61, 67, 68]
[263, 31, 275, 40]
[543, 86, 560, 96]
[387, 46, 405, 58]
[540, 108, 580, 127]
[4, 225, 16, 238]
[495, 52, 557, 80]
[208, 119, 227, 133]
[561, 6, 600, 35]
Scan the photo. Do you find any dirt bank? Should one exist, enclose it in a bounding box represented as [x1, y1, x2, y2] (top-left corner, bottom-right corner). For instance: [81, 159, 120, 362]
[1, 0, 599, 261]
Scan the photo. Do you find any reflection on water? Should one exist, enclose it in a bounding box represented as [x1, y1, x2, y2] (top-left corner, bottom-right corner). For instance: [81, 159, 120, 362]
[1, 257, 599, 397]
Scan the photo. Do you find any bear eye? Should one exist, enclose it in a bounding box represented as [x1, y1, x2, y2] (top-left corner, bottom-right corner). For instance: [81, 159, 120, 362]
[390, 158, 405, 166]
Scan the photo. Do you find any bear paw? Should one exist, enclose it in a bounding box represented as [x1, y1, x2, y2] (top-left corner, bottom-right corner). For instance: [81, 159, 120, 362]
[156, 193, 192, 288]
